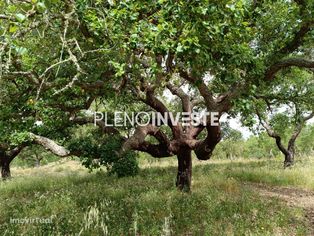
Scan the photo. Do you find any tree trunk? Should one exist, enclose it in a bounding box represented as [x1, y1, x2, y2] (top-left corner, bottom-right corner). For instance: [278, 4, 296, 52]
[284, 152, 294, 168]
[35, 156, 43, 167]
[1, 158, 11, 180]
[284, 141, 296, 168]
[176, 148, 192, 192]
[35, 159, 41, 167]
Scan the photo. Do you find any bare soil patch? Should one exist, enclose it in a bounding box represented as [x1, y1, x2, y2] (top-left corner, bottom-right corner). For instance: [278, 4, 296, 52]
[245, 183, 314, 235]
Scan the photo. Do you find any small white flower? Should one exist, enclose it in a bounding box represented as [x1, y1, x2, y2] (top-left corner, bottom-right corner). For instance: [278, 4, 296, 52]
[34, 120, 43, 126]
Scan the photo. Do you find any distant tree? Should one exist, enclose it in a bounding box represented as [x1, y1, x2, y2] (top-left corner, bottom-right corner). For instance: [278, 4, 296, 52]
[17, 146, 60, 168]
[296, 124, 314, 156]
[221, 122, 243, 141]
[256, 110, 313, 167]
[212, 122, 243, 159]
[252, 68, 314, 167]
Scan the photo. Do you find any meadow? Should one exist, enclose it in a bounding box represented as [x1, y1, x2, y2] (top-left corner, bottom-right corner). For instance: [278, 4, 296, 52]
[0, 156, 313, 235]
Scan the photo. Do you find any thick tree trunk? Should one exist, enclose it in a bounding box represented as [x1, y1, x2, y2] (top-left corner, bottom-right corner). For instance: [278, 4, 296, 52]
[1, 158, 11, 180]
[284, 141, 296, 168]
[176, 148, 192, 192]
[284, 152, 294, 168]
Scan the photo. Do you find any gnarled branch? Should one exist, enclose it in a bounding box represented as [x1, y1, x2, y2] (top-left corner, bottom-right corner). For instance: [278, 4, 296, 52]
[121, 124, 172, 158]
[166, 83, 191, 112]
[30, 133, 71, 157]
[265, 58, 314, 81]
[179, 70, 216, 110]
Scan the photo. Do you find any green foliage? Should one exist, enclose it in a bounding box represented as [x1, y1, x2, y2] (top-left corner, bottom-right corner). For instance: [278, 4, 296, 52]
[12, 146, 59, 168]
[221, 122, 243, 141]
[67, 127, 139, 177]
[213, 124, 314, 160]
[96, 135, 139, 177]
[36, 2, 47, 13]
[296, 125, 314, 155]
[0, 0, 313, 187]
[9, 132, 32, 147]
[270, 113, 291, 139]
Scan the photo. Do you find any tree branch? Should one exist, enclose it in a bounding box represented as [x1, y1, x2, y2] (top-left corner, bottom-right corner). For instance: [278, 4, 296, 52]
[279, 22, 313, 55]
[288, 111, 314, 151]
[278, 0, 313, 55]
[179, 70, 216, 110]
[121, 124, 172, 157]
[166, 83, 191, 112]
[0, 14, 10, 20]
[30, 133, 71, 157]
[138, 82, 182, 137]
[304, 111, 314, 121]
[7, 145, 27, 161]
[256, 110, 290, 156]
[265, 58, 314, 81]
[194, 125, 221, 160]
[71, 116, 120, 135]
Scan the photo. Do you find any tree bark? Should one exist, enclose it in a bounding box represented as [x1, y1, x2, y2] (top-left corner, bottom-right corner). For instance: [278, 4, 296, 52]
[1, 158, 11, 180]
[285, 142, 296, 168]
[284, 151, 294, 168]
[176, 148, 192, 192]
[35, 158, 41, 167]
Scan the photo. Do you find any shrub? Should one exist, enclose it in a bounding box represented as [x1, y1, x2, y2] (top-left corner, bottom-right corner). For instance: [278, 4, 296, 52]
[68, 134, 139, 177]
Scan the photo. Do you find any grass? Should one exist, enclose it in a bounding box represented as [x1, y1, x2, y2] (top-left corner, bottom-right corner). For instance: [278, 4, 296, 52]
[140, 155, 314, 190]
[217, 157, 314, 190]
[0, 156, 312, 235]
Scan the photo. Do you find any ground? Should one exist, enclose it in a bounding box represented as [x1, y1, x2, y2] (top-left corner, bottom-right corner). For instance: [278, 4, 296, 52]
[246, 183, 314, 235]
[0, 156, 313, 235]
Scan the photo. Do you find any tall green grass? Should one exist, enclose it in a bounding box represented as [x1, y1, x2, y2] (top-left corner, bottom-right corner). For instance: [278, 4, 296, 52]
[0, 157, 311, 235]
[223, 157, 314, 190]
